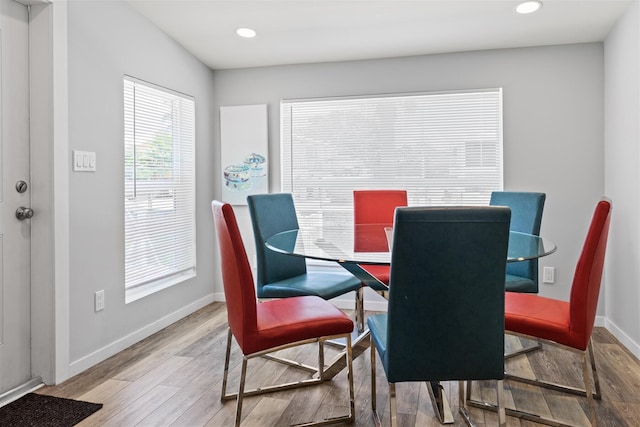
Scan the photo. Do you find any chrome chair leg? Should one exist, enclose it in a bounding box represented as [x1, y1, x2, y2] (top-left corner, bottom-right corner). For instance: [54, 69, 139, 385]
[346, 335, 356, 423]
[588, 340, 602, 400]
[504, 336, 543, 360]
[235, 357, 248, 427]
[224, 333, 355, 427]
[355, 287, 364, 332]
[467, 337, 601, 427]
[371, 341, 382, 426]
[459, 380, 505, 427]
[459, 381, 472, 426]
[427, 380, 454, 424]
[221, 328, 233, 401]
[496, 380, 506, 426]
[582, 345, 597, 426]
[370, 342, 392, 427]
[260, 354, 319, 373]
[389, 382, 398, 427]
[467, 333, 542, 403]
[370, 342, 376, 411]
[501, 335, 601, 400]
[318, 339, 325, 381]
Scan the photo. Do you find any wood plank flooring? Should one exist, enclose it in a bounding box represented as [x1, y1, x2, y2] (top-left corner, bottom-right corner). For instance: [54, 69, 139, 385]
[37, 302, 640, 426]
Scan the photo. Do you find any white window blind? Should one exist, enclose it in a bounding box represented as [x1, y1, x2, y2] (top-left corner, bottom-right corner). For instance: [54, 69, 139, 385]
[281, 88, 503, 234]
[124, 77, 196, 302]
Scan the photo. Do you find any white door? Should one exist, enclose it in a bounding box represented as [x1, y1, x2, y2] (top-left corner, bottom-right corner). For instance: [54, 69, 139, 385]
[0, 0, 34, 397]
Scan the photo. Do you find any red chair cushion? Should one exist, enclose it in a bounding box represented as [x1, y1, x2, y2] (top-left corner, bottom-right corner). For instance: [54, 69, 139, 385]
[505, 292, 573, 349]
[244, 296, 354, 355]
[360, 265, 391, 286]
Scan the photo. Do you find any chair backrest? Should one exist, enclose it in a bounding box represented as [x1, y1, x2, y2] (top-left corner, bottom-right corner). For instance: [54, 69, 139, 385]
[247, 193, 307, 292]
[384, 206, 511, 383]
[569, 198, 612, 350]
[353, 190, 408, 252]
[211, 201, 257, 353]
[490, 191, 546, 286]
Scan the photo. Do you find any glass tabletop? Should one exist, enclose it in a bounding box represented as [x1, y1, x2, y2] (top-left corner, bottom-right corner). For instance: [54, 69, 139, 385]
[265, 225, 556, 265]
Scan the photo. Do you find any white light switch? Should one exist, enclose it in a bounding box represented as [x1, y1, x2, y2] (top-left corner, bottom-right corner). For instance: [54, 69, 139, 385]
[73, 151, 96, 172]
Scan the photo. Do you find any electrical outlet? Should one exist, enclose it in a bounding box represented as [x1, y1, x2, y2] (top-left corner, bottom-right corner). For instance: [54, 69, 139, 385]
[543, 267, 555, 284]
[95, 290, 105, 311]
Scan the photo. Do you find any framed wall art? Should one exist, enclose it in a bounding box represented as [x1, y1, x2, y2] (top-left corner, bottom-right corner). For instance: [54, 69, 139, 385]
[220, 104, 268, 205]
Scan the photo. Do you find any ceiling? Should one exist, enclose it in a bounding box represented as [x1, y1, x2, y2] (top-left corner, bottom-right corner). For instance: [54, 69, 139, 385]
[128, 0, 632, 70]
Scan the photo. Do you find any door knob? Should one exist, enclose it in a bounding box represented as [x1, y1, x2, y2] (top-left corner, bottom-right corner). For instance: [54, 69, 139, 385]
[15, 207, 34, 221]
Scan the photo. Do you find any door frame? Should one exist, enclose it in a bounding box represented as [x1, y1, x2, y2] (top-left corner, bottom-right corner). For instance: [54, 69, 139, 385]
[25, 0, 70, 385]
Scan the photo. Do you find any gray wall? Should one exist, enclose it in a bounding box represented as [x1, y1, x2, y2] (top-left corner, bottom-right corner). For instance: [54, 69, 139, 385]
[212, 43, 605, 311]
[61, 0, 640, 376]
[67, 1, 216, 370]
[604, 0, 640, 355]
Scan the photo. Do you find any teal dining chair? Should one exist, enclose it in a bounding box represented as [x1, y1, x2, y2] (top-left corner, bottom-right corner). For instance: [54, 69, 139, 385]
[490, 191, 546, 293]
[246, 193, 364, 327]
[368, 206, 510, 426]
[489, 191, 547, 360]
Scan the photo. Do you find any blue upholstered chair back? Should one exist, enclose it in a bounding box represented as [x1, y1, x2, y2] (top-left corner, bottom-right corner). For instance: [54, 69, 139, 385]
[247, 193, 308, 296]
[383, 206, 510, 382]
[490, 191, 545, 292]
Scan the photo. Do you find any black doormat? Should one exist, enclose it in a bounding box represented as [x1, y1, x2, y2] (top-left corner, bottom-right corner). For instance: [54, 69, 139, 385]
[0, 393, 102, 426]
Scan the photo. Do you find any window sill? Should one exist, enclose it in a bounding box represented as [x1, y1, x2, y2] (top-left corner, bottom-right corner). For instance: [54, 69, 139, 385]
[125, 269, 196, 304]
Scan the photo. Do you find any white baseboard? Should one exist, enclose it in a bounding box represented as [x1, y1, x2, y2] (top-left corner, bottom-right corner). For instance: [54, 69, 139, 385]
[68, 294, 215, 378]
[604, 317, 640, 360]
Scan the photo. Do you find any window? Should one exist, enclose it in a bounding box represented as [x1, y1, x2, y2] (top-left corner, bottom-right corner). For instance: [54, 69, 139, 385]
[124, 76, 196, 303]
[281, 88, 503, 235]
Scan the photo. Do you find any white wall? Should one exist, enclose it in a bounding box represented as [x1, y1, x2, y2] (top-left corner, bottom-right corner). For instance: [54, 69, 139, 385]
[212, 44, 605, 311]
[65, 1, 216, 375]
[604, 0, 640, 358]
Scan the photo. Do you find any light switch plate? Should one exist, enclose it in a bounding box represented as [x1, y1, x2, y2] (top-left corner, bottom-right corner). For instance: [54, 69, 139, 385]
[73, 150, 96, 172]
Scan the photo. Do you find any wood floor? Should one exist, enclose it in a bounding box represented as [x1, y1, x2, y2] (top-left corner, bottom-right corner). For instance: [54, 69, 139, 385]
[38, 302, 640, 426]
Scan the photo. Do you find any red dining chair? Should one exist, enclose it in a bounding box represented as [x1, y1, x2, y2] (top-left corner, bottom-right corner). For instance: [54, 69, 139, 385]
[469, 198, 612, 427]
[211, 201, 355, 427]
[353, 190, 408, 291]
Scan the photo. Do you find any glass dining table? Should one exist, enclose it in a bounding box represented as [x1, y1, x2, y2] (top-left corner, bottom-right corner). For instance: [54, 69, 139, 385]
[265, 223, 557, 424]
[266, 224, 556, 290]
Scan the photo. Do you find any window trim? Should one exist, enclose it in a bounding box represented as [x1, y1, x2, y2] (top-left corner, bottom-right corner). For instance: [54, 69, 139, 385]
[123, 76, 197, 303]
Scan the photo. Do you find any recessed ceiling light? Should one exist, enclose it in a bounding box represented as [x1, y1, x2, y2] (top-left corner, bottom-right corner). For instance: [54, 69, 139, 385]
[515, 0, 543, 14]
[236, 27, 256, 38]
